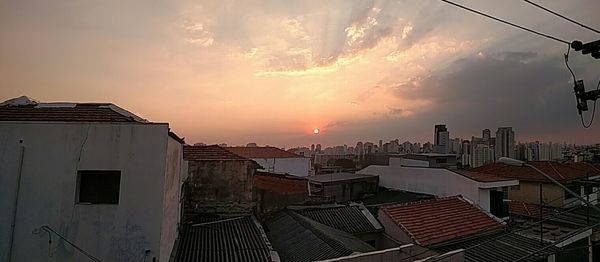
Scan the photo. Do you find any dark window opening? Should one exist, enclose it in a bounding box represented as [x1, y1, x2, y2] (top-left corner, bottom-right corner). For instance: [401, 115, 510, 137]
[435, 158, 447, 164]
[77, 170, 121, 204]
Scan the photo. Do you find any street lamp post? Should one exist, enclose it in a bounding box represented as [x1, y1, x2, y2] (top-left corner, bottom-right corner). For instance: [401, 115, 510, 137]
[498, 157, 600, 214]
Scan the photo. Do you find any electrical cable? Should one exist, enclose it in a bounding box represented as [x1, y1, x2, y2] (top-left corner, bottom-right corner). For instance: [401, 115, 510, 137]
[400, 195, 600, 261]
[566, 44, 599, 128]
[439, 0, 570, 44]
[32, 225, 101, 262]
[522, 0, 600, 34]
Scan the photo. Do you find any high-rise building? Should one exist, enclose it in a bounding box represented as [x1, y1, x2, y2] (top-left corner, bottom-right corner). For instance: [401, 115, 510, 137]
[495, 127, 515, 160]
[472, 144, 494, 168]
[482, 129, 491, 141]
[434, 124, 450, 154]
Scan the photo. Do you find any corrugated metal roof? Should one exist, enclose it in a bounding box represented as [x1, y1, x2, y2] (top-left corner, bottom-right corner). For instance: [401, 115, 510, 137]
[433, 232, 560, 262]
[292, 204, 382, 235]
[173, 215, 276, 262]
[264, 211, 374, 262]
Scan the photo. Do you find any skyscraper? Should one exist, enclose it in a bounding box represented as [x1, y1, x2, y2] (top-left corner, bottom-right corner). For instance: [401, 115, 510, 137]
[434, 124, 449, 154]
[482, 129, 491, 141]
[495, 127, 515, 160]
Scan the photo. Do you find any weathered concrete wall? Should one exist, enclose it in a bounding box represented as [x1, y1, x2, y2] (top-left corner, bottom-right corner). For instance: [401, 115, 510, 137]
[254, 172, 309, 215]
[185, 160, 256, 213]
[0, 122, 173, 262]
[159, 136, 182, 262]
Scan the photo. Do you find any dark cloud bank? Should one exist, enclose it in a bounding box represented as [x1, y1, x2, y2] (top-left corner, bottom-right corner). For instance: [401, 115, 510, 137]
[330, 52, 600, 144]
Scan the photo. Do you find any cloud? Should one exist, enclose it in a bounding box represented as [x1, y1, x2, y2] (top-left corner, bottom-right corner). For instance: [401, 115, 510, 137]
[181, 19, 215, 47]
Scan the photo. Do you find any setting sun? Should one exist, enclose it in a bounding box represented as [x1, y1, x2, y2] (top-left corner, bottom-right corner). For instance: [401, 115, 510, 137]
[313, 128, 319, 134]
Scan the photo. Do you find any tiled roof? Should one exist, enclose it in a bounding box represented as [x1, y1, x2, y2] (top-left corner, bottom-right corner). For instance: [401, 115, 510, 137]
[0, 104, 142, 123]
[433, 231, 559, 262]
[452, 169, 514, 183]
[508, 201, 556, 218]
[265, 211, 374, 262]
[183, 145, 249, 161]
[226, 146, 305, 159]
[380, 196, 503, 246]
[291, 204, 383, 235]
[173, 215, 276, 262]
[472, 161, 600, 182]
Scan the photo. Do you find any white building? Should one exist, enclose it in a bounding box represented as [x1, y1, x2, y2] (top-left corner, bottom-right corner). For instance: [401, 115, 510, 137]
[471, 144, 494, 168]
[0, 98, 184, 262]
[357, 157, 518, 213]
[226, 146, 310, 176]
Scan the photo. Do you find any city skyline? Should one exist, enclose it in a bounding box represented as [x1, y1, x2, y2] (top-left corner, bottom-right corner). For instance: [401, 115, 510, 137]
[2, 1, 599, 147]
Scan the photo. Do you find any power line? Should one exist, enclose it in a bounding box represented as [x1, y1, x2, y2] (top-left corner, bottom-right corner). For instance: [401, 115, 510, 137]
[522, 0, 600, 34]
[401, 195, 595, 261]
[439, 0, 570, 45]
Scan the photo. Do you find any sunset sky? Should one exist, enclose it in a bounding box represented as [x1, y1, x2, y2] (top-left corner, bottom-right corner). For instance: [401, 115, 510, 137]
[1, 0, 599, 147]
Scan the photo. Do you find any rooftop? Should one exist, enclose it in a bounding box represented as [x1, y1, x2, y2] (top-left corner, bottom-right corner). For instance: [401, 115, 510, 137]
[308, 173, 377, 183]
[289, 204, 383, 235]
[0, 103, 147, 123]
[452, 169, 515, 183]
[433, 231, 560, 262]
[173, 215, 277, 262]
[226, 146, 305, 159]
[360, 189, 434, 206]
[508, 200, 556, 218]
[183, 145, 250, 161]
[380, 196, 503, 246]
[264, 211, 375, 262]
[472, 161, 600, 182]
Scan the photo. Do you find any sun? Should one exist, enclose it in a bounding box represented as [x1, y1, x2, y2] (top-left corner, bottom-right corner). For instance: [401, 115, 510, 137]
[313, 128, 319, 134]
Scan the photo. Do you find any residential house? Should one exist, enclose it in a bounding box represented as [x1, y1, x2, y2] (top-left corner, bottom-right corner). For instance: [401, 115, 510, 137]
[472, 161, 600, 208]
[357, 157, 518, 215]
[308, 173, 379, 203]
[377, 196, 504, 248]
[0, 98, 183, 262]
[227, 146, 310, 176]
[183, 145, 260, 213]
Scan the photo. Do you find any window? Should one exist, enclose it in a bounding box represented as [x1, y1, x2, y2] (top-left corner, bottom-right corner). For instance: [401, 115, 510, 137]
[77, 170, 121, 204]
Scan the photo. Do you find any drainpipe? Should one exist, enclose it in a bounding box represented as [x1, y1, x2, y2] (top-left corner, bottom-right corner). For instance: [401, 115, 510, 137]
[8, 141, 25, 262]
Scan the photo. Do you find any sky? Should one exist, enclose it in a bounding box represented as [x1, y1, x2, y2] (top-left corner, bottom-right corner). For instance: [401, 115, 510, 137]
[1, 0, 599, 147]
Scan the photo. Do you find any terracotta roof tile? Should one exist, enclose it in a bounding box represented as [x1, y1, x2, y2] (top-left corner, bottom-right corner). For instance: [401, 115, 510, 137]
[380, 196, 502, 246]
[472, 161, 600, 182]
[452, 169, 514, 183]
[184, 145, 249, 161]
[226, 147, 305, 159]
[508, 200, 555, 218]
[0, 104, 139, 123]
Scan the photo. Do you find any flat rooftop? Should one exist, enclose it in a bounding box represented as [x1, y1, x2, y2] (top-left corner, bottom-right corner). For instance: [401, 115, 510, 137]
[308, 173, 377, 183]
